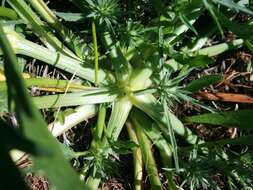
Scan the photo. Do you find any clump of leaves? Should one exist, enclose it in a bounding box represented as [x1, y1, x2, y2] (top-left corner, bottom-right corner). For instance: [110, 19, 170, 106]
[86, 0, 120, 30]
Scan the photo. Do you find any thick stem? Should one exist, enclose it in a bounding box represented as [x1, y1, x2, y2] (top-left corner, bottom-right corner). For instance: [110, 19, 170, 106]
[126, 122, 143, 190]
[48, 105, 97, 137]
[4, 31, 112, 84]
[130, 109, 177, 190]
[166, 39, 244, 72]
[32, 90, 117, 109]
[27, 0, 82, 55]
[106, 97, 132, 140]
[134, 122, 163, 190]
[8, 0, 77, 59]
[129, 94, 200, 144]
[28, 0, 61, 27]
[95, 105, 106, 140]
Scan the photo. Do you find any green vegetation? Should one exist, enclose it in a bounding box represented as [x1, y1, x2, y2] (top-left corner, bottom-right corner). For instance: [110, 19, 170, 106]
[0, 0, 253, 189]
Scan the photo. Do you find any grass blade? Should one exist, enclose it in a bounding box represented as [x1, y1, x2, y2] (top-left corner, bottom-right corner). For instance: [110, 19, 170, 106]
[0, 21, 86, 190]
[184, 109, 253, 130]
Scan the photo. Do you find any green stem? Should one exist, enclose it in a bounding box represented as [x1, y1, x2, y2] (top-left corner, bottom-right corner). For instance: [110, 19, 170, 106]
[126, 122, 143, 190]
[95, 105, 106, 140]
[8, 0, 77, 59]
[162, 99, 179, 172]
[92, 21, 99, 85]
[134, 121, 163, 190]
[4, 30, 113, 84]
[0, 7, 18, 20]
[130, 109, 177, 190]
[27, 0, 61, 27]
[85, 106, 106, 190]
[27, 0, 82, 55]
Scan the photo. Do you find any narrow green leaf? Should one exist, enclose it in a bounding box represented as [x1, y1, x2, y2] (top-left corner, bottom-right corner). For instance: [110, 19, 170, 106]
[213, 0, 253, 16]
[184, 110, 253, 129]
[56, 111, 65, 125]
[213, 9, 253, 41]
[110, 139, 138, 155]
[0, 89, 8, 112]
[33, 89, 117, 109]
[0, 22, 86, 190]
[203, 0, 224, 35]
[0, 119, 48, 155]
[54, 11, 84, 22]
[0, 7, 18, 20]
[213, 133, 253, 145]
[179, 12, 198, 35]
[185, 74, 223, 92]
